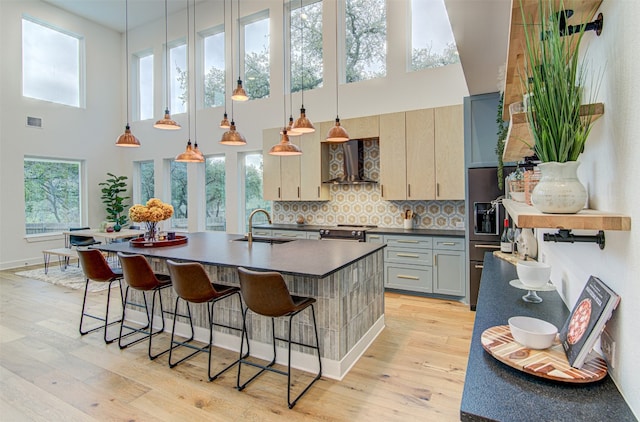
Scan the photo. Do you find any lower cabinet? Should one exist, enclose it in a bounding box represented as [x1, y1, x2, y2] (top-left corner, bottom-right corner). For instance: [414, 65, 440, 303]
[377, 234, 465, 297]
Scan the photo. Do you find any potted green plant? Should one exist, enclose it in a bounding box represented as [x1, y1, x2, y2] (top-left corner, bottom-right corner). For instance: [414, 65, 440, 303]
[99, 173, 130, 231]
[521, 0, 601, 213]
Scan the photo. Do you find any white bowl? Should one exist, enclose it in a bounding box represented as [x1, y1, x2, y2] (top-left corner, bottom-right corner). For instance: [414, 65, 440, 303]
[510, 191, 526, 202]
[516, 260, 551, 288]
[508, 316, 558, 349]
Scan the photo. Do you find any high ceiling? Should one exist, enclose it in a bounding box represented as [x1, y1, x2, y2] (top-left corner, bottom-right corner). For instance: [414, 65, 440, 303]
[41, 0, 511, 96]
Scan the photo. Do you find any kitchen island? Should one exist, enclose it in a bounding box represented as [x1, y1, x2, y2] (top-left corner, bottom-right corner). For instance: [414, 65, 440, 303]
[96, 232, 386, 380]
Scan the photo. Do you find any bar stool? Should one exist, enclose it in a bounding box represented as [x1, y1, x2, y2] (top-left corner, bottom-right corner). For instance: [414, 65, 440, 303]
[236, 267, 322, 409]
[117, 252, 173, 360]
[166, 260, 248, 381]
[77, 248, 123, 344]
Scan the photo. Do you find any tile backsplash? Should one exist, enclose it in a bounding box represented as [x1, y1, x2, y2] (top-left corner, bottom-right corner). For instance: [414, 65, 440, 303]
[272, 140, 465, 230]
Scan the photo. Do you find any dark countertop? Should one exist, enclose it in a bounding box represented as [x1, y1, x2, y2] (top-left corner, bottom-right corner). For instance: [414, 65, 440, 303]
[254, 223, 464, 238]
[95, 232, 385, 278]
[460, 253, 636, 422]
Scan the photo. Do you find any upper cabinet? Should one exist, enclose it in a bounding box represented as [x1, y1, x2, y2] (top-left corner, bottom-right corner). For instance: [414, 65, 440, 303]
[501, 0, 604, 162]
[379, 105, 464, 201]
[464, 93, 509, 168]
[262, 128, 329, 201]
[341, 115, 379, 139]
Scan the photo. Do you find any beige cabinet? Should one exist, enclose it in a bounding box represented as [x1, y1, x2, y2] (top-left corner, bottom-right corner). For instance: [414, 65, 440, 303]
[262, 127, 328, 201]
[379, 105, 463, 200]
[434, 105, 464, 199]
[341, 115, 379, 139]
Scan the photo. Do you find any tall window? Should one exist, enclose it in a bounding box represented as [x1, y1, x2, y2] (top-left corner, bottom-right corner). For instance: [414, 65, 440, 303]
[170, 40, 187, 114]
[169, 161, 188, 229]
[203, 27, 225, 108]
[24, 158, 81, 234]
[205, 156, 226, 231]
[138, 160, 154, 204]
[410, 0, 460, 71]
[243, 153, 270, 231]
[345, 0, 386, 83]
[242, 11, 270, 99]
[22, 17, 83, 107]
[291, 0, 323, 92]
[135, 51, 154, 120]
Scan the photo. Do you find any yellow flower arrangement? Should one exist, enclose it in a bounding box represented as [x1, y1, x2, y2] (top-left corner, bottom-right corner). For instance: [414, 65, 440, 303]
[129, 198, 174, 223]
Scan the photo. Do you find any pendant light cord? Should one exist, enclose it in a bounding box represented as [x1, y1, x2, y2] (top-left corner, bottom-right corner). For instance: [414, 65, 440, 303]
[223, 0, 227, 114]
[237, 0, 241, 84]
[335, 1, 339, 118]
[230, 0, 235, 122]
[125, 0, 130, 126]
[190, 0, 194, 141]
[283, 0, 287, 127]
[165, 0, 169, 111]
[300, 0, 304, 107]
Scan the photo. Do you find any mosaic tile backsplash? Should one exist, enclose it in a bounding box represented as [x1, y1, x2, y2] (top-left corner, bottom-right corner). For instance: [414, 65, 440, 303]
[272, 140, 465, 230]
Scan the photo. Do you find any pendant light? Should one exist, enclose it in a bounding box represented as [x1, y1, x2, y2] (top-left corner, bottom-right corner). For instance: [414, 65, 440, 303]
[291, 0, 315, 134]
[326, 1, 349, 143]
[231, 0, 248, 101]
[283, 3, 301, 137]
[220, 0, 246, 145]
[116, 0, 140, 147]
[176, 0, 204, 162]
[154, 0, 181, 130]
[270, 0, 302, 156]
[219, 0, 231, 129]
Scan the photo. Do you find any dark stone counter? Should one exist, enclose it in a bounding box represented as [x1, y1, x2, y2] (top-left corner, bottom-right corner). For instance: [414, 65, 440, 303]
[96, 232, 385, 278]
[460, 253, 636, 421]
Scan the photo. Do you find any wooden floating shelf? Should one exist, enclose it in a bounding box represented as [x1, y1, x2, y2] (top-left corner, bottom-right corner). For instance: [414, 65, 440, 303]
[503, 103, 604, 162]
[503, 199, 631, 231]
[502, 0, 603, 121]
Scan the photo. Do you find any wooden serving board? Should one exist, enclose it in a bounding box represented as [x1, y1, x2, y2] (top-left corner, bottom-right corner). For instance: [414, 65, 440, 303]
[130, 235, 188, 248]
[481, 325, 607, 383]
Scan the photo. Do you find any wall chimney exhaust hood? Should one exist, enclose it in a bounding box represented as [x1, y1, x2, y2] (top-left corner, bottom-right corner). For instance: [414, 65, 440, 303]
[323, 139, 378, 184]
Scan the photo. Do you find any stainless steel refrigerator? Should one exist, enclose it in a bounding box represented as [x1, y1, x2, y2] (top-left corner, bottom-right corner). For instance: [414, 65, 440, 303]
[467, 166, 513, 310]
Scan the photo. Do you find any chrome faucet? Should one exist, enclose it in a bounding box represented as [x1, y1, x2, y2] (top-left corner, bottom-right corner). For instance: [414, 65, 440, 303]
[247, 208, 272, 245]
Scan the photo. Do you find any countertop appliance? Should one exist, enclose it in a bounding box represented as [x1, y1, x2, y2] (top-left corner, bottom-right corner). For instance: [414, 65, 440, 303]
[467, 166, 514, 310]
[319, 224, 377, 242]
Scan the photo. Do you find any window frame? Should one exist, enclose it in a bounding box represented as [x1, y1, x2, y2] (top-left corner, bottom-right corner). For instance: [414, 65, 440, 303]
[133, 49, 154, 121]
[239, 151, 271, 233]
[21, 15, 86, 108]
[200, 24, 226, 109]
[168, 38, 188, 115]
[23, 156, 84, 237]
[165, 159, 188, 231]
[133, 160, 155, 205]
[204, 154, 226, 232]
[239, 9, 271, 100]
[288, 0, 323, 93]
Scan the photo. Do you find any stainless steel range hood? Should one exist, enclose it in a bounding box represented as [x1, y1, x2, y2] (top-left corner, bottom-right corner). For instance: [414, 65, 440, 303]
[323, 140, 378, 184]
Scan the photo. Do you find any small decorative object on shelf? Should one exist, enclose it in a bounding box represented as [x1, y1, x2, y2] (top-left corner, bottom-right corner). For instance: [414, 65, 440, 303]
[500, 218, 514, 253]
[129, 198, 174, 242]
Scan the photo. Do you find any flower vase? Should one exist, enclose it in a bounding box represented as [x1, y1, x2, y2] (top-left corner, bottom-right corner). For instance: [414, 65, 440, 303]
[113, 223, 121, 232]
[145, 222, 158, 241]
[531, 161, 587, 214]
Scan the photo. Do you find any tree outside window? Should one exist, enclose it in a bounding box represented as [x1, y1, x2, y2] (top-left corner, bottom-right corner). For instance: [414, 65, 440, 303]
[170, 41, 187, 114]
[203, 28, 225, 108]
[205, 156, 226, 231]
[243, 13, 270, 99]
[24, 158, 81, 234]
[170, 161, 188, 229]
[244, 153, 270, 231]
[291, 0, 323, 92]
[345, 0, 386, 83]
[410, 0, 460, 71]
[138, 160, 154, 204]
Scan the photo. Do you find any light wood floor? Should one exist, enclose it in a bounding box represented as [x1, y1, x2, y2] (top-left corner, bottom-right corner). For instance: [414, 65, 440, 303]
[0, 267, 475, 421]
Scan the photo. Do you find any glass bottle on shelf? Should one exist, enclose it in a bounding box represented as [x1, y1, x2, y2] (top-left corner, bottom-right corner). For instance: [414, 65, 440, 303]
[500, 218, 513, 253]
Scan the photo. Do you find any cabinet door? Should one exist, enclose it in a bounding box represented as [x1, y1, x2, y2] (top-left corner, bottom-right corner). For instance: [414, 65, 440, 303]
[464, 93, 507, 168]
[280, 154, 301, 200]
[433, 249, 465, 296]
[272, 230, 307, 239]
[341, 115, 379, 139]
[262, 128, 282, 200]
[435, 105, 464, 199]
[379, 112, 407, 200]
[300, 130, 330, 200]
[406, 109, 435, 200]
[385, 263, 433, 293]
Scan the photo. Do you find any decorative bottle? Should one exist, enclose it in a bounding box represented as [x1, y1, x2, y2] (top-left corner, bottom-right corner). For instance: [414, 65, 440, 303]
[500, 218, 513, 253]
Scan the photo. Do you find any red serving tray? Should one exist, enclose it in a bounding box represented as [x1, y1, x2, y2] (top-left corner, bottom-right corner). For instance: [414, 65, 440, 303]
[129, 235, 188, 248]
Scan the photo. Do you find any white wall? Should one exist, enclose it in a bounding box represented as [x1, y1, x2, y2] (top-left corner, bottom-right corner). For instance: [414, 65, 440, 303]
[1, 0, 469, 269]
[539, 1, 639, 416]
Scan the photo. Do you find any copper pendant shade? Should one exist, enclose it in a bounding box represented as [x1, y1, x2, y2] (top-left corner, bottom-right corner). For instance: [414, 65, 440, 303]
[326, 117, 350, 143]
[292, 107, 315, 133]
[175, 140, 204, 162]
[220, 121, 247, 146]
[283, 116, 302, 136]
[116, 125, 141, 147]
[219, 112, 231, 129]
[269, 129, 302, 156]
[116, 0, 140, 147]
[231, 78, 248, 101]
[154, 108, 182, 130]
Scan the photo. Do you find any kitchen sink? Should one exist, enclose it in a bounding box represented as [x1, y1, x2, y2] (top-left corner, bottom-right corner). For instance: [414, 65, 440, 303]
[233, 236, 295, 244]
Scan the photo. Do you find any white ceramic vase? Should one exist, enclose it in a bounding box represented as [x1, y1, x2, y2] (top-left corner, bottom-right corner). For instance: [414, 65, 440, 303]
[531, 161, 587, 214]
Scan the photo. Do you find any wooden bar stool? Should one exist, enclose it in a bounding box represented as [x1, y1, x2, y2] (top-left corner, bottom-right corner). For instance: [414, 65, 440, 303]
[77, 248, 123, 344]
[166, 260, 248, 381]
[117, 252, 173, 360]
[236, 267, 322, 409]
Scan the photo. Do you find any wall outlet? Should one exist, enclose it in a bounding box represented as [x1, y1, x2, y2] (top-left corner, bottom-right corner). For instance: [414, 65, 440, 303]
[455, 221, 465, 229]
[601, 327, 616, 369]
